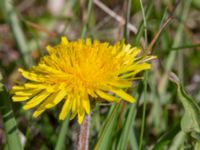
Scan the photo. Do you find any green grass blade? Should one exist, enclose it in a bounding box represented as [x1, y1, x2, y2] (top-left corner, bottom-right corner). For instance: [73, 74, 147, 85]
[55, 115, 70, 150]
[138, 2, 148, 147]
[123, 0, 132, 42]
[0, 74, 22, 150]
[134, 3, 153, 45]
[117, 82, 143, 150]
[117, 104, 136, 150]
[130, 128, 139, 150]
[162, 43, 200, 51]
[139, 72, 148, 150]
[94, 104, 121, 150]
[139, 0, 148, 46]
[81, 0, 93, 38]
[1, 0, 33, 67]
[159, 0, 192, 95]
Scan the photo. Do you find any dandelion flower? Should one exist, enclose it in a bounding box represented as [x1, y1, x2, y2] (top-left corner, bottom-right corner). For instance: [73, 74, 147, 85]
[11, 37, 155, 124]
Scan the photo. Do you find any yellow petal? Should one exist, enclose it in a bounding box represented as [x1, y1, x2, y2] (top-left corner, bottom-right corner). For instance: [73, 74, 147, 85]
[19, 69, 44, 82]
[87, 89, 97, 97]
[12, 96, 30, 101]
[78, 112, 85, 124]
[11, 85, 24, 91]
[108, 80, 132, 88]
[14, 88, 40, 96]
[45, 88, 67, 108]
[80, 91, 90, 114]
[33, 89, 67, 117]
[137, 55, 157, 63]
[59, 97, 72, 120]
[33, 109, 45, 118]
[86, 38, 92, 46]
[46, 45, 55, 54]
[71, 97, 76, 114]
[24, 83, 45, 89]
[122, 64, 151, 78]
[111, 89, 135, 103]
[23, 91, 51, 110]
[82, 99, 90, 114]
[33, 93, 57, 118]
[123, 63, 151, 73]
[70, 111, 77, 120]
[129, 47, 140, 56]
[96, 90, 118, 102]
[15, 91, 33, 96]
[61, 36, 68, 45]
[76, 95, 81, 112]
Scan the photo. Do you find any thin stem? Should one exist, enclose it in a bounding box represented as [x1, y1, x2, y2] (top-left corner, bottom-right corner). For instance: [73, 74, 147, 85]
[124, 0, 132, 42]
[139, 0, 148, 48]
[139, 71, 148, 150]
[77, 115, 91, 150]
[178, 48, 184, 83]
[77, 0, 93, 150]
[144, 0, 181, 55]
[55, 0, 93, 149]
[138, 3, 148, 148]
[93, 0, 137, 34]
[81, 0, 93, 38]
[134, 3, 153, 45]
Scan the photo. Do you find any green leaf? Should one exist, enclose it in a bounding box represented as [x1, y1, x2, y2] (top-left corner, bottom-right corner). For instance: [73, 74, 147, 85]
[192, 0, 200, 9]
[195, 142, 200, 150]
[0, 73, 22, 150]
[170, 73, 200, 150]
[169, 72, 200, 134]
[169, 72, 200, 149]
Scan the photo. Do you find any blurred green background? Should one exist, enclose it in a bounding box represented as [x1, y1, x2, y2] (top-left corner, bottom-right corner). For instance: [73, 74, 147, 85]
[0, 0, 200, 149]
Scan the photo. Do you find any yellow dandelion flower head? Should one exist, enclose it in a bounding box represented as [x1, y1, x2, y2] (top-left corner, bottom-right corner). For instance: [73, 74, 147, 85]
[11, 37, 155, 124]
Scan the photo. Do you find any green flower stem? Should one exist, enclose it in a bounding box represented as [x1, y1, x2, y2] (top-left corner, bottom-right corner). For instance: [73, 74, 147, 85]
[78, 0, 93, 149]
[55, 0, 93, 149]
[0, 75, 22, 150]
